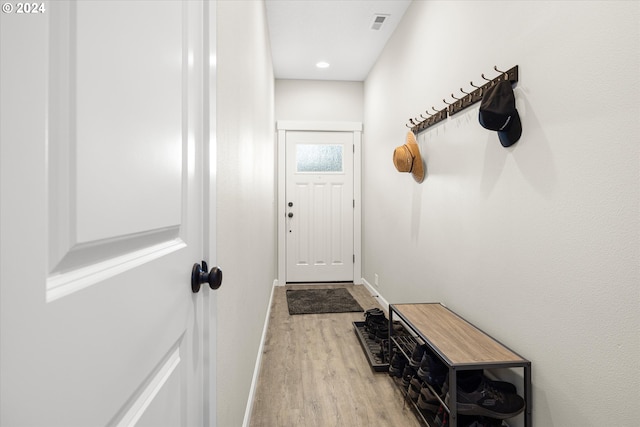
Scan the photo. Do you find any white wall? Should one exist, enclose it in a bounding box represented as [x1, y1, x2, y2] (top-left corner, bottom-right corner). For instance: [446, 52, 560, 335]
[216, 1, 275, 426]
[363, 1, 639, 426]
[275, 79, 363, 122]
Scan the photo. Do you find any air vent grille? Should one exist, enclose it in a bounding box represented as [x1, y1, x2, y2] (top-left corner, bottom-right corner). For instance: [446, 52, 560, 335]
[371, 14, 389, 31]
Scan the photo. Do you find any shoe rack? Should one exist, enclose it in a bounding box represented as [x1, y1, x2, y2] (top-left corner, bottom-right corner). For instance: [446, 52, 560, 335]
[388, 303, 532, 427]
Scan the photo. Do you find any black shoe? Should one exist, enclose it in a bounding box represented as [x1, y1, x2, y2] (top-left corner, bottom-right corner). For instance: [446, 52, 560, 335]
[388, 350, 407, 378]
[408, 377, 422, 401]
[426, 353, 447, 391]
[368, 322, 389, 342]
[401, 366, 416, 388]
[409, 344, 426, 368]
[392, 321, 408, 335]
[449, 377, 525, 419]
[458, 371, 518, 395]
[484, 377, 517, 395]
[417, 352, 431, 381]
[365, 310, 387, 339]
[364, 308, 385, 328]
[375, 322, 389, 341]
[377, 339, 390, 363]
[417, 384, 440, 413]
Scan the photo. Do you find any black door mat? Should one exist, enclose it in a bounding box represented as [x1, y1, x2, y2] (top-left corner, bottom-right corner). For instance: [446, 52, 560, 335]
[353, 321, 389, 372]
[286, 288, 364, 315]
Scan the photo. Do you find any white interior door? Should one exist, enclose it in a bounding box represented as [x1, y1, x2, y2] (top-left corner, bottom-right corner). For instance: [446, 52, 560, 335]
[285, 131, 354, 283]
[0, 2, 213, 426]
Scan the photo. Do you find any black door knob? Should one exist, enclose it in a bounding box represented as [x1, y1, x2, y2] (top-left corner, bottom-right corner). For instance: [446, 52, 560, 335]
[191, 261, 223, 293]
[288, 212, 293, 218]
[288, 202, 293, 207]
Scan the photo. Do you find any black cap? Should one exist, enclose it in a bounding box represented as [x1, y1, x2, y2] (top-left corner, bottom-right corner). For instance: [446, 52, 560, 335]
[479, 80, 522, 147]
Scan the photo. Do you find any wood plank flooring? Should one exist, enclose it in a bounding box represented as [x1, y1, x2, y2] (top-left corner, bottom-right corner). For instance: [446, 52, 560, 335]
[249, 284, 423, 427]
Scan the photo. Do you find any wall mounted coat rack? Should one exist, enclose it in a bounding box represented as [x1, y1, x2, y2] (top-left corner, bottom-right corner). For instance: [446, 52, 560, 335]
[407, 65, 519, 135]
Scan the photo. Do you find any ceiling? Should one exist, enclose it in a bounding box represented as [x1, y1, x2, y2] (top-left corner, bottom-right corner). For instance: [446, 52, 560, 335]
[265, 0, 411, 81]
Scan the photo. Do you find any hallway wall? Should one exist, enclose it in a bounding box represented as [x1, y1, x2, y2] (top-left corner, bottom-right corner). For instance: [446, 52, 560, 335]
[275, 79, 363, 122]
[216, 1, 275, 426]
[363, 1, 639, 426]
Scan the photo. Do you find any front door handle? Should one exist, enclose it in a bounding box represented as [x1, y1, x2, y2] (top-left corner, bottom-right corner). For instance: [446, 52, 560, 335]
[191, 261, 223, 293]
[288, 212, 293, 218]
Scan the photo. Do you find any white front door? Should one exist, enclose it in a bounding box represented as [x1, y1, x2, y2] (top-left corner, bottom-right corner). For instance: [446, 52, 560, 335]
[0, 2, 214, 426]
[285, 130, 355, 283]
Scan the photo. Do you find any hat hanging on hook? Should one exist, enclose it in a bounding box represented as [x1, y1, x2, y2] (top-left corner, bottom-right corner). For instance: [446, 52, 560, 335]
[393, 132, 424, 183]
[478, 80, 522, 147]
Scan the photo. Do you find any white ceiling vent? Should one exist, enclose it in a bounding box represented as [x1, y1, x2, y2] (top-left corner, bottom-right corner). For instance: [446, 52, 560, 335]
[371, 14, 389, 31]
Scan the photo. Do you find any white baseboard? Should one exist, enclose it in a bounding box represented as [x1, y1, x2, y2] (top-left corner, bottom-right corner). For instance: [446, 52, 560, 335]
[360, 278, 390, 313]
[242, 279, 277, 427]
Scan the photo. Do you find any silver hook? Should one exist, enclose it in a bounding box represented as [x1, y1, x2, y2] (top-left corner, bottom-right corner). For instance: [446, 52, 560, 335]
[460, 88, 472, 102]
[431, 106, 439, 114]
[442, 98, 452, 105]
[470, 81, 483, 96]
[481, 73, 497, 87]
[405, 123, 413, 129]
[450, 93, 464, 109]
[494, 65, 509, 80]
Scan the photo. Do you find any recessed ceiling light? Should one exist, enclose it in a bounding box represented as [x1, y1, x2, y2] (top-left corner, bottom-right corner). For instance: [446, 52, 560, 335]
[316, 61, 330, 69]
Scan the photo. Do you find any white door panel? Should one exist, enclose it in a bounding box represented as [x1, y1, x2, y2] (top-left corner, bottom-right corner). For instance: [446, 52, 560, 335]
[73, 0, 183, 243]
[285, 131, 354, 282]
[0, 1, 210, 426]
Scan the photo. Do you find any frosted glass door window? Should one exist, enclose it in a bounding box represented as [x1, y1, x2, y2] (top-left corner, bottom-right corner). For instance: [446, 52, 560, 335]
[296, 144, 343, 173]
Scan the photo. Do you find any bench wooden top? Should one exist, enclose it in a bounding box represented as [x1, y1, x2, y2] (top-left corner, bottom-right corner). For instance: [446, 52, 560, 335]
[391, 303, 528, 366]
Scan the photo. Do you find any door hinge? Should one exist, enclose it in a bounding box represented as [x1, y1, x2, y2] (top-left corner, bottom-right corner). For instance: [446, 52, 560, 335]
[353, 199, 355, 208]
[353, 254, 355, 263]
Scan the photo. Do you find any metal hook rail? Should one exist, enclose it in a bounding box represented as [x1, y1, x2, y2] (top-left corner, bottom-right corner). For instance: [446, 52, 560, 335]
[408, 65, 519, 135]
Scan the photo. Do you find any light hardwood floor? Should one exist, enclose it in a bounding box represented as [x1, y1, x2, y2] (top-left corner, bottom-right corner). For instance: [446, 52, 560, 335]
[249, 284, 423, 427]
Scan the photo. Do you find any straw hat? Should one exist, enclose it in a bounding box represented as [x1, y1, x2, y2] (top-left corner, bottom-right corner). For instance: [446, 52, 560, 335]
[393, 132, 424, 183]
